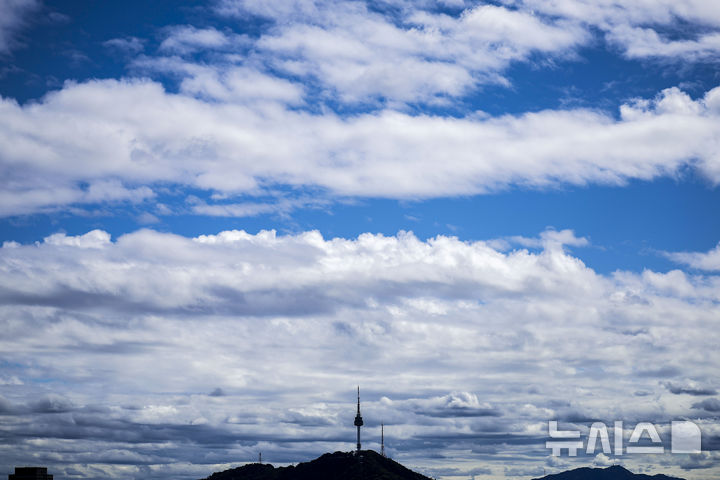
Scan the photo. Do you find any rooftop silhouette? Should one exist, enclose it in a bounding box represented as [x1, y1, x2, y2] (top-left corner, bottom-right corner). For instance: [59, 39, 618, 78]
[8, 467, 53, 480]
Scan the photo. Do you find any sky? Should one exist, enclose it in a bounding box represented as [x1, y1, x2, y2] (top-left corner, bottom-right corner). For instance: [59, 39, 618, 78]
[0, 0, 719, 479]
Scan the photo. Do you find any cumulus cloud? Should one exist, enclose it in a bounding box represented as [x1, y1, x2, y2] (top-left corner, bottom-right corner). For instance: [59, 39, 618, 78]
[0, 227, 718, 477]
[592, 453, 615, 466]
[1, 78, 719, 217]
[1, 227, 608, 314]
[217, 0, 585, 103]
[42, 229, 111, 248]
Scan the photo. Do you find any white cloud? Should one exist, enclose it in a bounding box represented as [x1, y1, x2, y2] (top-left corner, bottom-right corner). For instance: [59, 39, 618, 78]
[179, 65, 305, 104]
[132, 55, 305, 105]
[607, 25, 720, 61]
[0, 227, 718, 477]
[103, 36, 145, 55]
[498, 229, 589, 251]
[1, 78, 720, 217]
[0, 375, 23, 385]
[159, 26, 233, 54]
[507, 0, 720, 26]
[665, 242, 720, 271]
[190, 201, 282, 217]
[593, 453, 615, 466]
[506, 0, 720, 61]
[211, 0, 720, 105]
[42, 229, 111, 248]
[189, 194, 325, 218]
[243, 2, 585, 103]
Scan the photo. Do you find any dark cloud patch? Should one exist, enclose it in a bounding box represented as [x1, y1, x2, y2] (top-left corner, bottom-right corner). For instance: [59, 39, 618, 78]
[0, 286, 174, 315]
[0, 395, 18, 414]
[0, 409, 349, 451]
[60, 340, 167, 355]
[1, 413, 240, 446]
[415, 405, 502, 418]
[206, 286, 344, 317]
[414, 431, 541, 446]
[332, 321, 356, 337]
[0, 284, 360, 318]
[31, 395, 75, 413]
[693, 398, 720, 412]
[470, 445, 500, 455]
[636, 365, 682, 378]
[555, 410, 599, 423]
[679, 454, 717, 470]
[664, 381, 717, 396]
[0, 394, 75, 415]
[701, 434, 720, 452]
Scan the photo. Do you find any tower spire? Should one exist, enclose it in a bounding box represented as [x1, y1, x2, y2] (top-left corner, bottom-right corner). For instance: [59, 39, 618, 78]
[354, 386, 363, 454]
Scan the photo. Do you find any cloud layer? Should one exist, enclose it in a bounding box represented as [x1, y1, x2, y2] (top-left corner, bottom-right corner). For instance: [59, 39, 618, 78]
[1, 1, 720, 218]
[0, 228, 718, 478]
[2, 79, 720, 217]
[2, 2, 720, 479]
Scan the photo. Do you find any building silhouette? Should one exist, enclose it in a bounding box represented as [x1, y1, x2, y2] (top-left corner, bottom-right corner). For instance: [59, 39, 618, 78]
[9, 467, 53, 480]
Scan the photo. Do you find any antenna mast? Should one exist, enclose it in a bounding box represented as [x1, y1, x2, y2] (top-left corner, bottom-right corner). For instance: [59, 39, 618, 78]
[381, 422, 385, 457]
[354, 386, 364, 455]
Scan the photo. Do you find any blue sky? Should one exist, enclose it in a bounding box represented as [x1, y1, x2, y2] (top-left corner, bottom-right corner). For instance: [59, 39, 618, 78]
[1, 1, 720, 480]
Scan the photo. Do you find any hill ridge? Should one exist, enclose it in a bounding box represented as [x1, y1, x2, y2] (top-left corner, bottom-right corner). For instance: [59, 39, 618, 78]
[531, 464, 686, 480]
[201, 450, 432, 480]
[201, 452, 687, 480]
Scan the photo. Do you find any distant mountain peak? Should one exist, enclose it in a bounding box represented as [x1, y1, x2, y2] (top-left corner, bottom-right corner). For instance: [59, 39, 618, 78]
[531, 464, 686, 480]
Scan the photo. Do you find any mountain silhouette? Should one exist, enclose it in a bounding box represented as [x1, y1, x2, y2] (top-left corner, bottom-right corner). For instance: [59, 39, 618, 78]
[201, 453, 686, 480]
[200, 450, 432, 480]
[531, 464, 685, 480]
